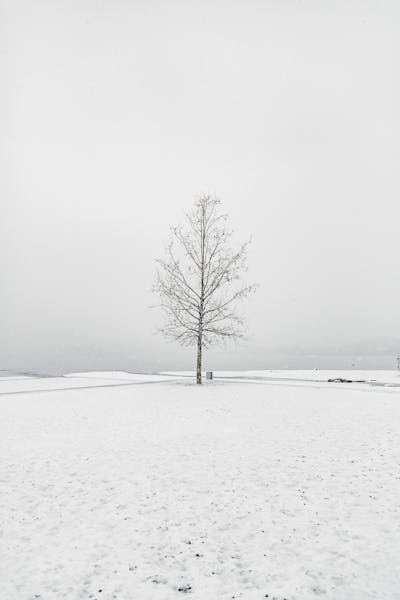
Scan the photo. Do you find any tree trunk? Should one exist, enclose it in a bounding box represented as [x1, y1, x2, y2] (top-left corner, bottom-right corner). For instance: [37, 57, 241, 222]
[197, 204, 205, 385]
[196, 332, 202, 384]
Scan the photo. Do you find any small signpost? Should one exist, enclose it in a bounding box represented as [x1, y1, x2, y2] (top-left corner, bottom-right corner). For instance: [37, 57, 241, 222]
[206, 371, 213, 381]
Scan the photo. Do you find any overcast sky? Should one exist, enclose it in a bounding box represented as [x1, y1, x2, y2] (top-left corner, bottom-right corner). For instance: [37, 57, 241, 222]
[1, 0, 399, 373]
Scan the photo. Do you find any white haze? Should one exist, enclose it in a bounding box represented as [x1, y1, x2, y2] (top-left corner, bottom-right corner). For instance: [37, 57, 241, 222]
[1, 0, 399, 374]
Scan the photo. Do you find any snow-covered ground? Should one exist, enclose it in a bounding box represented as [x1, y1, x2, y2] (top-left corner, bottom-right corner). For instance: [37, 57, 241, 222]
[1, 373, 400, 599]
[0, 373, 185, 395]
[65, 371, 185, 382]
[163, 369, 400, 387]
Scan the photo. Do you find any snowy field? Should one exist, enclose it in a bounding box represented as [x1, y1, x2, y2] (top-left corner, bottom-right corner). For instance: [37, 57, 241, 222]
[1, 373, 400, 600]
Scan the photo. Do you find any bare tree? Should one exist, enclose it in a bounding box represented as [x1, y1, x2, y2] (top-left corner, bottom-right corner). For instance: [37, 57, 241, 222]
[154, 196, 256, 384]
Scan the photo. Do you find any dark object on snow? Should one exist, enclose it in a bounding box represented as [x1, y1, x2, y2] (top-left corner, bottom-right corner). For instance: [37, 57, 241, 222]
[178, 585, 192, 593]
[206, 371, 213, 380]
[328, 378, 366, 384]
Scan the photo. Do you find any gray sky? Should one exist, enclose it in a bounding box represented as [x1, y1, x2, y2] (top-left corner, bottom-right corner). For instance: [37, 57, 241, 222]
[1, 0, 399, 373]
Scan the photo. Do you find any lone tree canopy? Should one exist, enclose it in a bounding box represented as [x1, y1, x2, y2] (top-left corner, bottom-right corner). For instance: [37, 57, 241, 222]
[154, 196, 256, 384]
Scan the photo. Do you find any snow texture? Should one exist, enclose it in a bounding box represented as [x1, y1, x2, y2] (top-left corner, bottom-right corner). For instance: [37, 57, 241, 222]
[1, 372, 400, 599]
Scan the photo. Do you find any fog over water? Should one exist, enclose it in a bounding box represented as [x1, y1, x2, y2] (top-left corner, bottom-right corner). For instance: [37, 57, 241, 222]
[1, 1, 399, 374]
